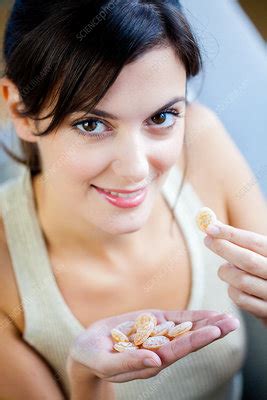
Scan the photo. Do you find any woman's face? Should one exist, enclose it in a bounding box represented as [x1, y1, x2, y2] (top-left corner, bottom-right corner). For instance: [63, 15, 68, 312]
[31, 46, 187, 235]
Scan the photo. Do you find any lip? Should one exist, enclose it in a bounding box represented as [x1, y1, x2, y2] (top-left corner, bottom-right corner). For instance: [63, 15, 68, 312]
[92, 185, 148, 209]
[91, 184, 147, 194]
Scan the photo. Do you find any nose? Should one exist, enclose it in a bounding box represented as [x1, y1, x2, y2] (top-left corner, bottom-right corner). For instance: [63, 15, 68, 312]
[112, 130, 149, 185]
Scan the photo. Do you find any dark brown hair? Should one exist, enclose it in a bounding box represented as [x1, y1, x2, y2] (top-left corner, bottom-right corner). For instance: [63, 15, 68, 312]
[1, 0, 202, 226]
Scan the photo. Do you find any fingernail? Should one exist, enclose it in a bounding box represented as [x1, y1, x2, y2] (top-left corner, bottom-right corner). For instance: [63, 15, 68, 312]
[143, 358, 161, 368]
[206, 225, 221, 235]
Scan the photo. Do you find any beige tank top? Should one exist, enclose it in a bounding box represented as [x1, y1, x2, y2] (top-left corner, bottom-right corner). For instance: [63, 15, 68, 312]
[0, 164, 247, 400]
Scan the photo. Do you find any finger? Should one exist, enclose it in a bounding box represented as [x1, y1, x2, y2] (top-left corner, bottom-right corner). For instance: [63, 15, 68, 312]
[155, 325, 222, 365]
[206, 221, 267, 257]
[219, 263, 267, 301]
[97, 348, 162, 379]
[109, 364, 161, 383]
[163, 310, 219, 324]
[192, 313, 238, 332]
[212, 315, 240, 337]
[228, 286, 267, 319]
[204, 237, 267, 279]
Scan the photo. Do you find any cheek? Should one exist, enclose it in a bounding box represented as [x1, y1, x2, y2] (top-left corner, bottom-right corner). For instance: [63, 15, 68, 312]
[150, 129, 184, 172]
[39, 139, 105, 183]
[61, 148, 108, 182]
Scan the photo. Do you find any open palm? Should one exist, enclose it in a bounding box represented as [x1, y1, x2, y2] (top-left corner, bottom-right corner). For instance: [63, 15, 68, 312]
[67, 309, 239, 383]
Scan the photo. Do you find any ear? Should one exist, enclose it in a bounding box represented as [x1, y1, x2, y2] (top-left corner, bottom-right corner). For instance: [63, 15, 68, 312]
[0, 76, 38, 144]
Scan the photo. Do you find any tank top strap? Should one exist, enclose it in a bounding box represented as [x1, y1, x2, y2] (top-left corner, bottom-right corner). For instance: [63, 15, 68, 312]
[161, 164, 206, 310]
[166, 163, 205, 212]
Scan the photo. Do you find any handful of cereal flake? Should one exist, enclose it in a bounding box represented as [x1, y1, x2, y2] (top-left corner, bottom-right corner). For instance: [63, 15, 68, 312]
[111, 312, 193, 352]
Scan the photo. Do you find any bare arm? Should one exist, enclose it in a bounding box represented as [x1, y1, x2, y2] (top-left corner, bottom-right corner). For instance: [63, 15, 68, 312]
[0, 309, 67, 400]
[187, 102, 267, 322]
[68, 360, 115, 400]
[185, 101, 267, 234]
[0, 216, 101, 400]
[70, 379, 112, 400]
[0, 305, 110, 400]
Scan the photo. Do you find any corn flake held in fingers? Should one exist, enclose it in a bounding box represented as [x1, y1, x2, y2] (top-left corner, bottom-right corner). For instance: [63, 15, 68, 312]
[196, 207, 217, 232]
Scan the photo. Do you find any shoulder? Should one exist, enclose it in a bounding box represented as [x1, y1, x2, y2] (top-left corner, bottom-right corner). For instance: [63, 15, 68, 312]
[0, 212, 24, 334]
[183, 102, 267, 234]
[184, 101, 235, 183]
[178, 101, 229, 221]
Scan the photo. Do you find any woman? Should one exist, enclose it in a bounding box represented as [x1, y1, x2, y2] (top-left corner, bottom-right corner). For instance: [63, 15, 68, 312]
[0, 1, 266, 399]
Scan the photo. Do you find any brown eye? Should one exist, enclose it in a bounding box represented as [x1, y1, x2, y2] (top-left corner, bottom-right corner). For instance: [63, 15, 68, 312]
[73, 118, 108, 138]
[82, 121, 98, 131]
[148, 110, 181, 129]
[151, 113, 167, 125]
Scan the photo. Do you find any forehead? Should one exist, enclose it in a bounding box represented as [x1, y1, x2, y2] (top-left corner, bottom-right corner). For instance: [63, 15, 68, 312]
[95, 46, 186, 120]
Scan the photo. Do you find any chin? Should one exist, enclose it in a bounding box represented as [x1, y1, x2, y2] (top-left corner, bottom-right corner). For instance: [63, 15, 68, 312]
[105, 224, 144, 236]
[100, 216, 148, 235]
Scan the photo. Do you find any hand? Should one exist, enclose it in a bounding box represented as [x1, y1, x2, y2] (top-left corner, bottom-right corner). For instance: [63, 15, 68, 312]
[66, 309, 239, 384]
[204, 221, 267, 326]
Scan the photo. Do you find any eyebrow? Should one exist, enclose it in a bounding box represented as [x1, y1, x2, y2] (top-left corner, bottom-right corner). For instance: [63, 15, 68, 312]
[85, 96, 186, 120]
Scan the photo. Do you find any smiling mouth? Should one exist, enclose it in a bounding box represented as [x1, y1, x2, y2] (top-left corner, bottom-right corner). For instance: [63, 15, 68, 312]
[91, 185, 146, 197]
[90, 173, 158, 195]
[91, 185, 148, 195]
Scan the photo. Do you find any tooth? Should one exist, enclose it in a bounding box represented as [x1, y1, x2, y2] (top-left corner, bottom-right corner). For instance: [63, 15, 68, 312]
[116, 192, 137, 198]
[103, 189, 143, 198]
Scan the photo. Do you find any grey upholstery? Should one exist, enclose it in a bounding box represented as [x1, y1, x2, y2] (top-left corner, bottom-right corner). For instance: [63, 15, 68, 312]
[0, 122, 22, 183]
[182, 0, 267, 196]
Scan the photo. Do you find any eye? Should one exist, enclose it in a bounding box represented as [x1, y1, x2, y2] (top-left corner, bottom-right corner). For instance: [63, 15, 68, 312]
[148, 108, 182, 129]
[71, 119, 111, 140]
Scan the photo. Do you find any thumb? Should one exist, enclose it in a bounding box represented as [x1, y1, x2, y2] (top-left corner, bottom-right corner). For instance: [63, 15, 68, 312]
[97, 348, 162, 378]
